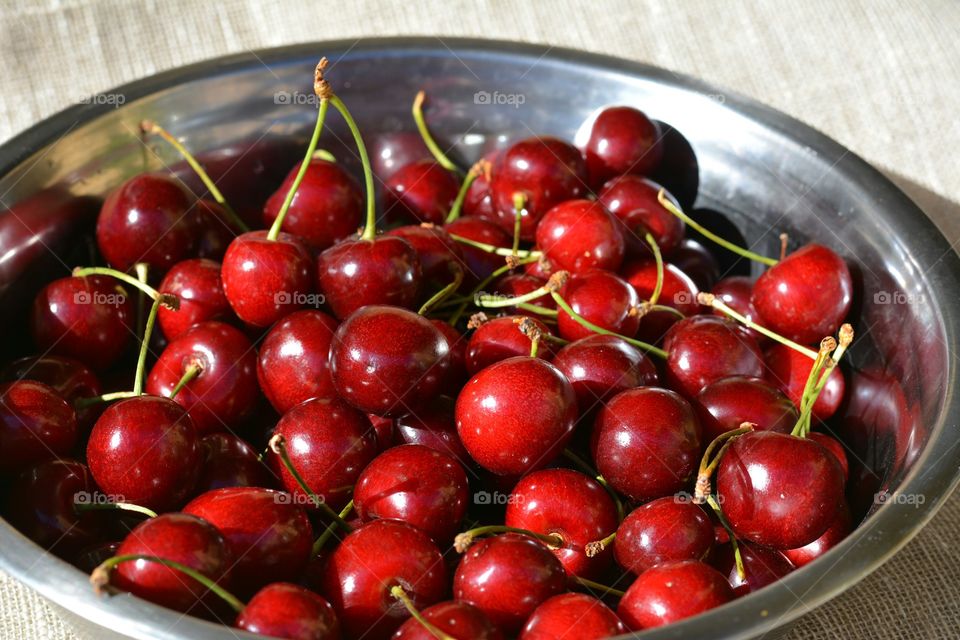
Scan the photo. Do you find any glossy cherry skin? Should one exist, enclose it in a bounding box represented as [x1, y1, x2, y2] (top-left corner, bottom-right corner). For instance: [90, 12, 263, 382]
[670, 238, 721, 291]
[583, 106, 663, 187]
[536, 200, 625, 273]
[456, 356, 577, 476]
[711, 541, 794, 596]
[597, 176, 682, 255]
[86, 396, 200, 512]
[710, 276, 765, 342]
[354, 444, 469, 544]
[592, 387, 701, 501]
[113, 513, 232, 615]
[614, 497, 714, 575]
[492, 273, 556, 315]
[695, 376, 798, 442]
[663, 315, 765, 399]
[386, 224, 466, 286]
[764, 343, 846, 420]
[752, 244, 853, 344]
[184, 487, 313, 595]
[2, 356, 101, 434]
[444, 216, 512, 286]
[320, 519, 447, 640]
[257, 310, 339, 414]
[383, 160, 461, 224]
[808, 431, 849, 481]
[717, 430, 845, 549]
[318, 236, 421, 320]
[221, 230, 315, 328]
[263, 157, 363, 251]
[618, 560, 734, 630]
[268, 396, 377, 510]
[0, 381, 77, 475]
[330, 305, 449, 417]
[395, 396, 470, 462]
[236, 582, 341, 640]
[194, 432, 272, 493]
[520, 593, 626, 640]
[551, 335, 659, 410]
[489, 137, 588, 240]
[432, 320, 468, 394]
[506, 468, 618, 579]
[146, 321, 258, 435]
[394, 600, 502, 640]
[465, 315, 554, 375]
[454, 533, 567, 634]
[783, 501, 852, 567]
[96, 173, 194, 272]
[621, 258, 700, 344]
[556, 269, 640, 342]
[157, 258, 231, 340]
[30, 275, 135, 371]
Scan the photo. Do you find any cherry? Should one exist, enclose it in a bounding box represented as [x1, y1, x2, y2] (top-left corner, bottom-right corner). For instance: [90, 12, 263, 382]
[520, 593, 626, 640]
[663, 315, 765, 399]
[383, 160, 461, 224]
[710, 276, 765, 343]
[670, 238, 721, 291]
[257, 310, 339, 414]
[367, 413, 396, 451]
[431, 320, 468, 392]
[157, 258, 231, 340]
[711, 541, 794, 596]
[716, 430, 845, 549]
[489, 137, 588, 240]
[621, 259, 699, 343]
[556, 269, 640, 341]
[30, 275, 135, 371]
[195, 432, 272, 493]
[583, 106, 663, 187]
[386, 224, 465, 286]
[783, 501, 852, 567]
[463, 156, 497, 221]
[395, 396, 470, 462]
[1, 356, 101, 434]
[453, 533, 567, 633]
[525, 255, 555, 280]
[184, 487, 313, 595]
[96, 173, 195, 272]
[320, 519, 446, 640]
[764, 343, 846, 420]
[618, 560, 733, 629]
[612, 497, 714, 575]
[192, 199, 241, 261]
[465, 315, 554, 375]
[263, 156, 363, 252]
[551, 334, 659, 409]
[329, 305, 449, 416]
[354, 444, 469, 544]
[394, 600, 502, 640]
[808, 431, 849, 481]
[505, 468, 618, 579]
[597, 176, 682, 255]
[86, 395, 200, 512]
[371, 131, 433, 181]
[456, 356, 577, 476]
[492, 273, 556, 315]
[267, 396, 377, 510]
[236, 582, 341, 640]
[751, 244, 852, 344]
[535, 200, 625, 273]
[444, 216, 512, 286]
[695, 376, 798, 442]
[0, 380, 77, 475]
[592, 387, 701, 501]
[74, 541, 122, 574]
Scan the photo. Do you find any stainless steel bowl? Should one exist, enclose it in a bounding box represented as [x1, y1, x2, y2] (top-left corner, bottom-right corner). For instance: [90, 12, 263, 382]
[1, 38, 958, 640]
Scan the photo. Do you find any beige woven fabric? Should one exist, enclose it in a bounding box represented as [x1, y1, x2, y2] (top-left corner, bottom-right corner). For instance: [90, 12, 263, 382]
[1, 0, 958, 638]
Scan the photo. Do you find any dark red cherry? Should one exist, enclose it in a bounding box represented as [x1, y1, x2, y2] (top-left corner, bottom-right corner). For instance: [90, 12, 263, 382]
[383, 160, 461, 224]
[695, 376, 798, 442]
[192, 199, 242, 261]
[184, 487, 313, 595]
[394, 600, 502, 640]
[320, 519, 446, 640]
[807, 431, 849, 481]
[521, 593, 626, 640]
[257, 310, 339, 414]
[492, 273, 556, 315]
[268, 396, 377, 510]
[386, 224, 466, 286]
[236, 582, 341, 640]
[465, 315, 554, 375]
[0, 381, 77, 475]
[490, 137, 588, 240]
[195, 432, 272, 493]
[536, 200, 625, 273]
[1, 355, 100, 433]
[752, 244, 852, 344]
[329, 306, 449, 416]
[367, 413, 395, 451]
[556, 269, 640, 342]
[454, 533, 567, 633]
[86, 396, 200, 512]
[621, 259, 699, 343]
[456, 356, 577, 476]
[30, 275, 134, 371]
[371, 131, 433, 181]
[463, 150, 500, 221]
[551, 334, 659, 409]
[444, 216, 512, 286]
[717, 430, 845, 549]
[221, 230, 315, 328]
[764, 343, 846, 420]
[74, 541, 122, 574]
[710, 276, 765, 342]
[671, 238, 721, 291]
[317, 236, 421, 320]
[96, 174, 194, 272]
[597, 176, 682, 255]
[592, 387, 701, 501]
[525, 255, 555, 280]
[783, 501, 852, 567]
[618, 560, 734, 630]
[263, 157, 363, 251]
[711, 541, 794, 596]
[157, 258, 231, 340]
[395, 396, 470, 463]
[583, 106, 663, 187]
[431, 320, 468, 393]
[506, 468, 618, 579]
[614, 497, 714, 575]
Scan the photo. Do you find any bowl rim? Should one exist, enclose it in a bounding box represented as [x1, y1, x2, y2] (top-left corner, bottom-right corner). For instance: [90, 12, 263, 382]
[1, 37, 959, 640]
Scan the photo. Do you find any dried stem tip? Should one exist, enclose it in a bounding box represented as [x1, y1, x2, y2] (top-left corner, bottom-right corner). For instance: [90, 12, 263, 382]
[89, 567, 116, 597]
[516, 317, 542, 342]
[585, 541, 605, 558]
[314, 57, 332, 99]
[454, 532, 473, 553]
[546, 270, 570, 292]
[838, 323, 854, 347]
[467, 312, 489, 330]
[268, 433, 285, 454]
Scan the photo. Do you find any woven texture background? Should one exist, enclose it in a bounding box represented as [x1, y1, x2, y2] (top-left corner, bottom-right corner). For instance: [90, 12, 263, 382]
[1, 0, 959, 638]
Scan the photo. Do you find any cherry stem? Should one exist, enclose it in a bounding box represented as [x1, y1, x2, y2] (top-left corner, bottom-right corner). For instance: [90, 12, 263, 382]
[169, 362, 203, 400]
[571, 576, 626, 599]
[645, 233, 664, 306]
[454, 525, 562, 553]
[448, 233, 540, 258]
[311, 499, 354, 557]
[418, 265, 464, 316]
[518, 303, 559, 318]
[90, 554, 244, 613]
[698, 292, 818, 360]
[511, 193, 526, 256]
[329, 93, 376, 241]
[551, 290, 668, 359]
[444, 161, 485, 223]
[694, 424, 754, 503]
[792, 325, 853, 437]
[74, 501, 157, 519]
[639, 302, 685, 320]
[390, 585, 457, 640]
[75, 390, 137, 409]
[313, 149, 336, 162]
[268, 434, 354, 533]
[135, 263, 149, 338]
[706, 495, 745, 582]
[516, 317, 543, 358]
[585, 532, 617, 558]
[779, 233, 789, 261]
[476, 285, 553, 309]
[140, 120, 248, 232]
[412, 91, 462, 175]
[657, 190, 778, 267]
[133, 297, 161, 396]
[562, 448, 625, 521]
[447, 253, 538, 326]
[72, 267, 179, 310]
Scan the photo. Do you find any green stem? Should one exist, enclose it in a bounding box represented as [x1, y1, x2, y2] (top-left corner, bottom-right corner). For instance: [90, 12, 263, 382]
[444, 164, 481, 223]
[476, 286, 553, 309]
[133, 297, 161, 395]
[646, 233, 664, 306]
[269, 435, 353, 533]
[412, 91, 461, 175]
[447, 253, 537, 326]
[169, 362, 203, 400]
[390, 585, 457, 640]
[707, 495, 745, 582]
[511, 193, 526, 256]
[551, 292, 668, 359]
[517, 303, 558, 317]
[454, 525, 562, 553]
[74, 501, 157, 519]
[72, 267, 176, 309]
[572, 576, 626, 598]
[135, 263, 148, 339]
[694, 425, 753, 503]
[585, 531, 617, 558]
[699, 293, 818, 360]
[75, 391, 137, 409]
[418, 266, 464, 316]
[329, 94, 376, 241]
[449, 233, 539, 258]
[311, 500, 354, 557]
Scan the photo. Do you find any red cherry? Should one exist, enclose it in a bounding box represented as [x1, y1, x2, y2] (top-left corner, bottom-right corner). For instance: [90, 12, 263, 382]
[463, 150, 500, 221]
[456, 356, 577, 476]
[0, 380, 77, 475]
[394, 601, 502, 640]
[783, 501, 852, 567]
[157, 259, 232, 340]
[395, 396, 470, 463]
[621, 259, 699, 343]
[383, 160, 461, 224]
[671, 238, 721, 292]
[597, 176, 682, 255]
[764, 343, 846, 420]
[236, 582, 341, 640]
[556, 269, 640, 341]
[194, 432, 272, 494]
[695, 376, 798, 442]
[710, 276, 765, 343]
[807, 431, 849, 481]
[535, 200, 625, 273]
[492, 274, 556, 315]
[192, 199, 242, 261]
[444, 216, 512, 286]
[371, 131, 433, 181]
[711, 541, 794, 596]
[618, 560, 734, 629]
[367, 413, 396, 451]
[583, 106, 663, 186]
[465, 315, 554, 375]
[613, 497, 714, 575]
[431, 320, 468, 393]
[751, 244, 853, 344]
[520, 593, 626, 640]
[386, 224, 466, 286]
[551, 334, 659, 409]
[1, 355, 101, 431]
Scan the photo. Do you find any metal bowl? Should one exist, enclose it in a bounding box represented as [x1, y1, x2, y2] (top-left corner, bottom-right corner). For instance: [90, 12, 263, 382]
[1, 38, 958, 640]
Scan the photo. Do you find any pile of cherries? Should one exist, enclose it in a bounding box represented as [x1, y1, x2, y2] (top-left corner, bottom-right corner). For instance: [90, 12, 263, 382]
[1, 58, 859, 640]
